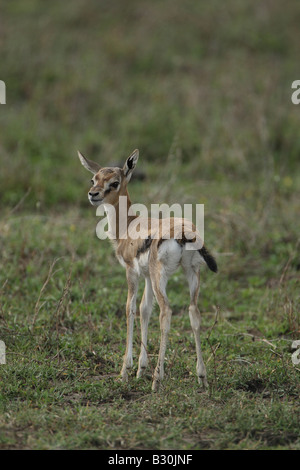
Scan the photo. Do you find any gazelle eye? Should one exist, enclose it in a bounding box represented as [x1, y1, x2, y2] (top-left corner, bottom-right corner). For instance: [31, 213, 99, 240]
[91, 180, 94, 185]
[110, 181, 119, 189]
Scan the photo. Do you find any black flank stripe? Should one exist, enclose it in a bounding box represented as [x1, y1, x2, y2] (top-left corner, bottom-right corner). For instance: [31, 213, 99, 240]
[136, 236, 153, 258]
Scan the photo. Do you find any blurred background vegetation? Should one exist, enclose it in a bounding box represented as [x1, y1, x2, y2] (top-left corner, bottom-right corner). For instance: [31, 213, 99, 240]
[1, 0, 300, 210]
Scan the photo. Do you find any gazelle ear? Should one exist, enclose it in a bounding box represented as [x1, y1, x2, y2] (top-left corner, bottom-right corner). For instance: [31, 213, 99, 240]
[77, 150, 101, 174]
[123, 149, 139, 182]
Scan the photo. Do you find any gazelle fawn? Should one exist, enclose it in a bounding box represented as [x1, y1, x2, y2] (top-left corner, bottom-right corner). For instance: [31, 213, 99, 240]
[78, 149, 218, 391]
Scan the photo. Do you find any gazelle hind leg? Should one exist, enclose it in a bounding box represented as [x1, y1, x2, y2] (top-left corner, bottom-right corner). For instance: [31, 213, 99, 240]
[137, 276, 154, 378]
[184, 262, 208, 388]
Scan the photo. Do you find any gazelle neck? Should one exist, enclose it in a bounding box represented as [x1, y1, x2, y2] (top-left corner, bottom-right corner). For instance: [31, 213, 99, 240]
[104, 188, 137, 243]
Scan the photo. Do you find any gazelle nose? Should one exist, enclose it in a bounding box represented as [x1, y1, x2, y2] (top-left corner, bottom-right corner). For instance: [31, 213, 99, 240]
[89, 191, 99, 197]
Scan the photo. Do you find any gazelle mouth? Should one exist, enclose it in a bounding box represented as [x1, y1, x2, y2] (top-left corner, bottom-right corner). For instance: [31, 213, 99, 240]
[89, 197, 103, 205]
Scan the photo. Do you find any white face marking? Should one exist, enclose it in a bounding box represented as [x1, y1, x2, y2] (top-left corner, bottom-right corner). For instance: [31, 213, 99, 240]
[88, 174, 121, 207]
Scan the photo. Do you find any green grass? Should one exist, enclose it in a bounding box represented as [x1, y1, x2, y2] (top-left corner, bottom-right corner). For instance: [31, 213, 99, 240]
[0, 0, 299, 450]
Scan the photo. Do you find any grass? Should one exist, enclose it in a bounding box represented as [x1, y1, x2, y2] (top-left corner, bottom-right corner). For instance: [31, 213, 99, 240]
[0, 0, 299, 450]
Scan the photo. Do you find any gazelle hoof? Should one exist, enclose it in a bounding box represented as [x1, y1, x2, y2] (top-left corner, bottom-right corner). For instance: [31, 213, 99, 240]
[151, 379, 160, 392]
[198, 375, 208, 389]
[120, 369, 129, 383]
[136, 366, 146, 379]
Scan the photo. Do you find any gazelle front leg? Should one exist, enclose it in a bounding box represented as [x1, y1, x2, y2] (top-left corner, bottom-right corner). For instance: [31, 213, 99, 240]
[185, 266, 208, 388]
[120, 268, 139, 382]
[150, 266, 172, 391]
[152, 304, 172, 391]
[137, 276, 154, 378]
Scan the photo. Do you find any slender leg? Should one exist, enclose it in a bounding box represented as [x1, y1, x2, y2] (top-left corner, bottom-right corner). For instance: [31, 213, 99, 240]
[150, 266, 172, 391]
[152, 304, 172, 391]
[137, 277, 154, 378]
[185, 266, 208, 388]
[120, 268, 138, 382]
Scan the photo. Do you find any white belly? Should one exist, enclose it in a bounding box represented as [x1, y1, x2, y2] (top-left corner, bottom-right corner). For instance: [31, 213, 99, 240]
[133, 251, 150, 277]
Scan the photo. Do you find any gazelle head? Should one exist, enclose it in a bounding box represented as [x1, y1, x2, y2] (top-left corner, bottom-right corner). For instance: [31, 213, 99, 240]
[77, 149, 139, 207]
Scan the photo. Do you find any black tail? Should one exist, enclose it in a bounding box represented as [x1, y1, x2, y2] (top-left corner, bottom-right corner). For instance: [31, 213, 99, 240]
[199, 246, 218, 273]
